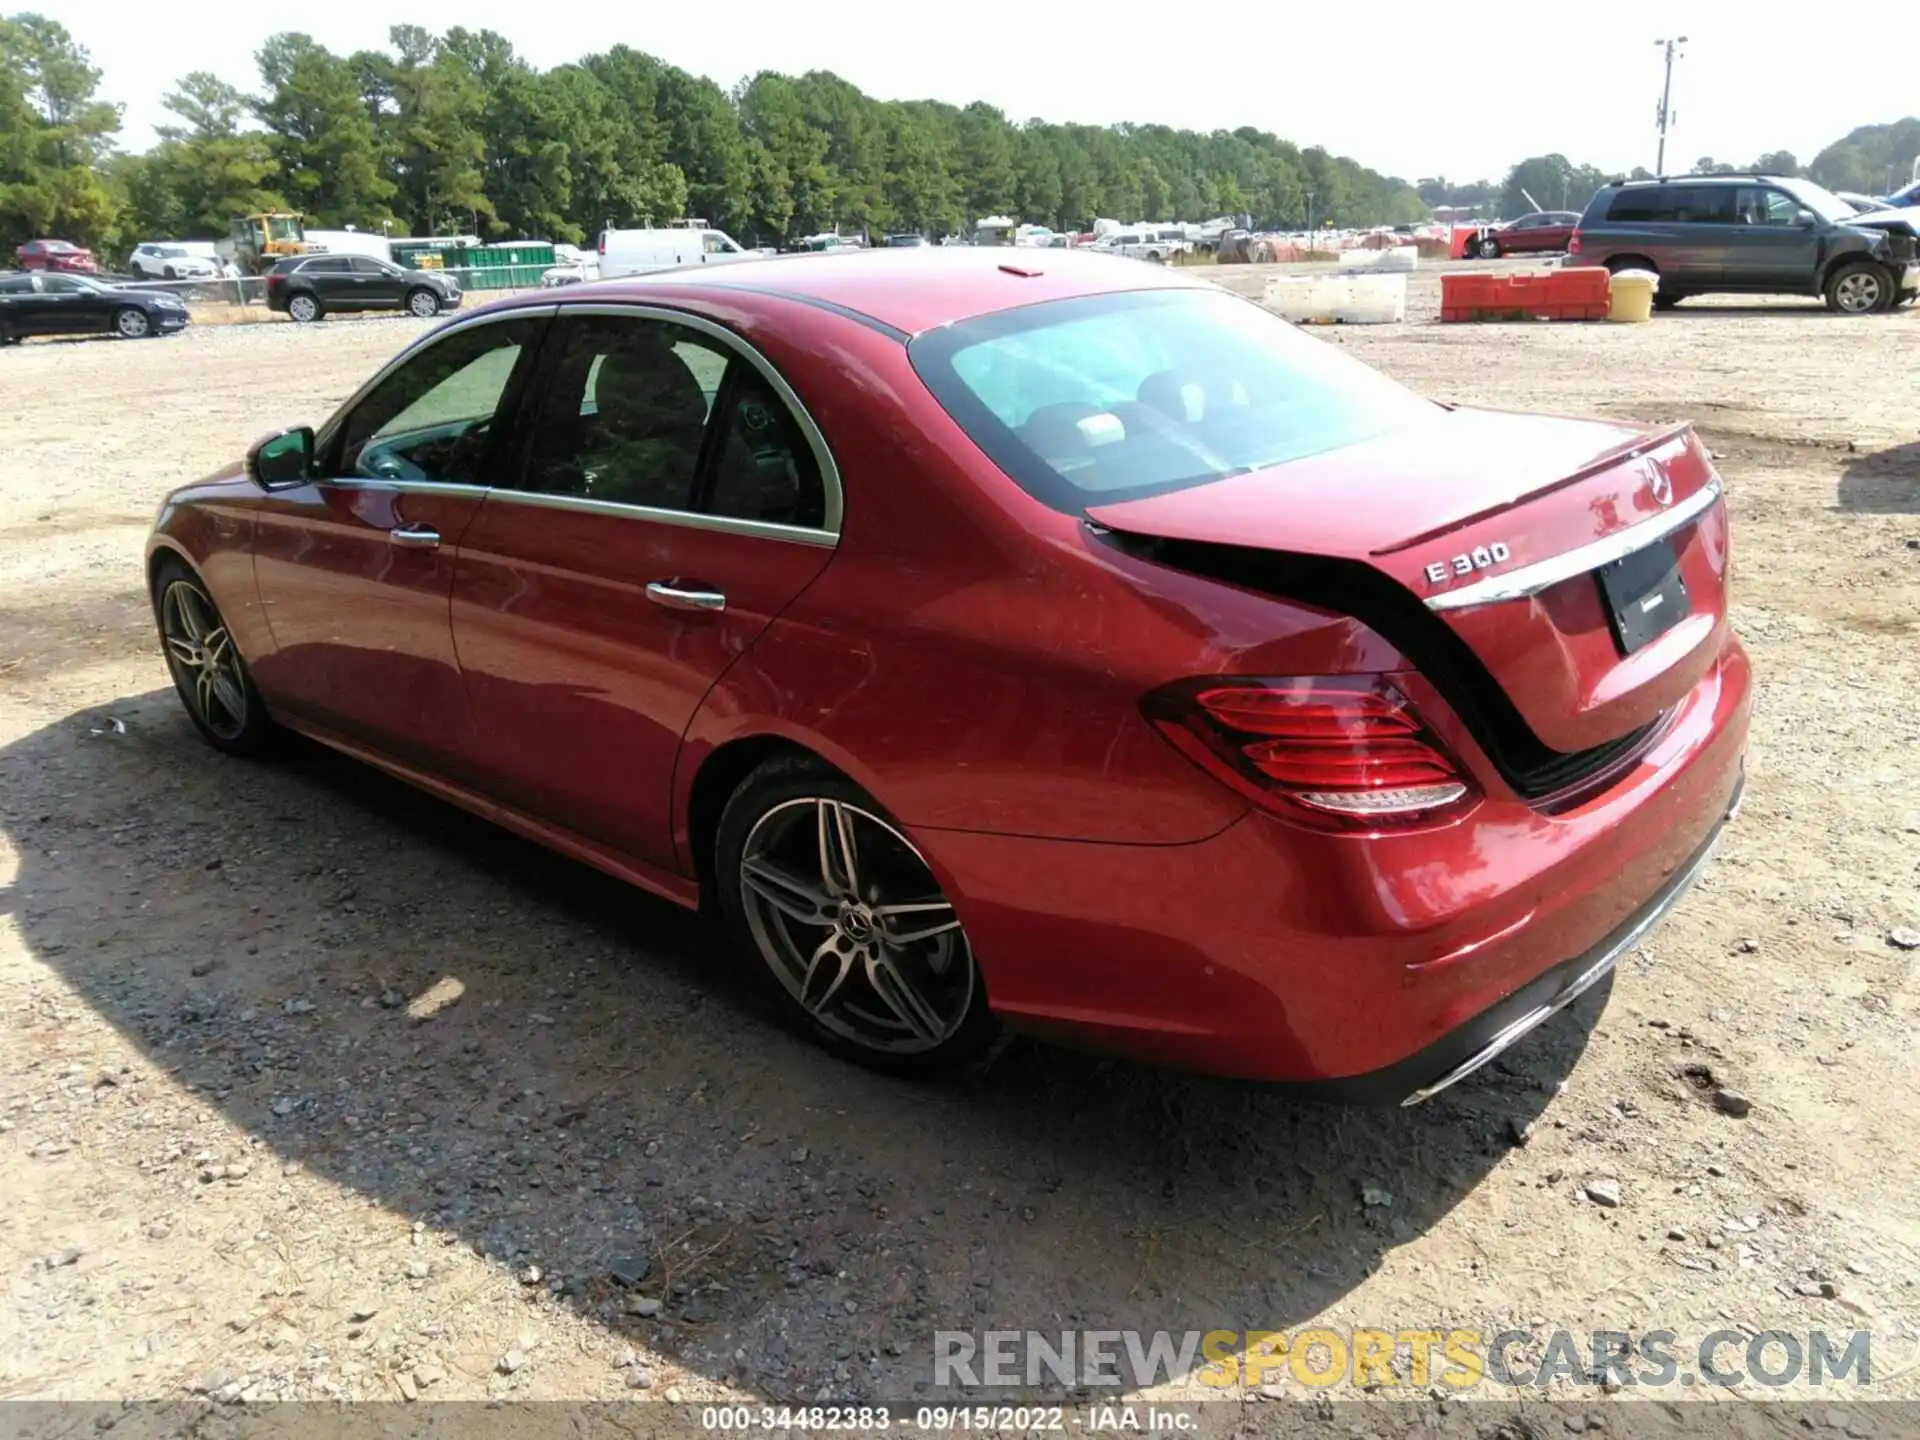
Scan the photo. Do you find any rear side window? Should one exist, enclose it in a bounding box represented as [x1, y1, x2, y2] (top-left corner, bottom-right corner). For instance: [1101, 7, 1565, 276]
[1605, 186, 1734, 223]
[910, 288, 1436, 512]
[521, 315, 724, 510]
[700, 367, 826, 529]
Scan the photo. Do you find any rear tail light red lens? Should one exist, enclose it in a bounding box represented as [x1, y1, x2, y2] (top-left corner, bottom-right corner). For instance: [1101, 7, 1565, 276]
[1567, 231, 1582, 254]
[1143, 677, 1475, 829]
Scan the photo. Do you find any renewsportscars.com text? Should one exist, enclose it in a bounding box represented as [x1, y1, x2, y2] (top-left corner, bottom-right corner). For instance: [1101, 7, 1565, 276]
[934, 1327, 1872, 1391]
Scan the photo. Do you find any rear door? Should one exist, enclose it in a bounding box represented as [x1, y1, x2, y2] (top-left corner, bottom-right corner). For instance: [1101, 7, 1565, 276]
[301, 256, 356, 306]
[0, 271, 36, 334]
[1601, 186, 1723, 284]
[449, 305, 838, 870]
[249, 310, 552, 773]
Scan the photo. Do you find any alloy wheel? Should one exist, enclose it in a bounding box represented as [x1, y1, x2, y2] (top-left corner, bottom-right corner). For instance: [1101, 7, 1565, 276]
[1834, 270, 1883, 313]
[288, 294, 318, 322]
[738, 797, 975, 1055]
[116, 308, 150, 338]
[407, 289, 439, 318]
[159, 579, 249, 741]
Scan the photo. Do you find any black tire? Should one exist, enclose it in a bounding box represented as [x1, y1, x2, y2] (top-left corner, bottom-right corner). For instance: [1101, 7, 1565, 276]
[404, 286, 441, 318]
[1652, 291, 1687, 310]
[1475, 237, 1501, 260]
[1605, 255, 1656, 276]
[113, 306, 152, 339]
[151, 556, 273, 757]
[286, 291, 323, 323]
[1824, 259, 1891, 315]
[714, 754, 997, 1077]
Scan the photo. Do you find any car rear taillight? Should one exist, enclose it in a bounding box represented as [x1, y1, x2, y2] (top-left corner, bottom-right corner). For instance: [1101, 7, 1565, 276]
[1143, 677, 1475, 829]
[1567, 231, 1582, 254]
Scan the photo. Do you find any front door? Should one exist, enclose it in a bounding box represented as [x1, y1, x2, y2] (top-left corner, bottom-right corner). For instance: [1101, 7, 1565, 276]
[250, 311, 552, 772]
[1727, 185, 1824, 289]
[32, 274, 112, 334]
[450, 307, 838, 870]
[350, 256, 407, 306]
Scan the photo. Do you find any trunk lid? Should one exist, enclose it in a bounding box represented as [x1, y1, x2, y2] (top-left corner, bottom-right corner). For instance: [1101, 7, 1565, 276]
[1086, 406, 1730, 756]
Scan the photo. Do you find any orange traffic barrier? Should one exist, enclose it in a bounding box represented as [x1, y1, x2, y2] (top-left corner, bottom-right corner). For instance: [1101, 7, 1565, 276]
[1440, 268, 1610, 322]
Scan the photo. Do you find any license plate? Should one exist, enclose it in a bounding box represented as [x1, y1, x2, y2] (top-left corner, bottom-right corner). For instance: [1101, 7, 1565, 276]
[1597, 538, 1690, 654]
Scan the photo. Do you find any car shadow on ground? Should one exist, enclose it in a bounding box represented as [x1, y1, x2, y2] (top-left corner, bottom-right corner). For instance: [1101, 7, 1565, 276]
[1837, 437, 1920, 513]
[1, 687, 1601, 1400]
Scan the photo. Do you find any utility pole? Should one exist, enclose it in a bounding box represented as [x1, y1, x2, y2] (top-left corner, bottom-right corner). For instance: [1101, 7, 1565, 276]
[1654, 36, 1687, 176]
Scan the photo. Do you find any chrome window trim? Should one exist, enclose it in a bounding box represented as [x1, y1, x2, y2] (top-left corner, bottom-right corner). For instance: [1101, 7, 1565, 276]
[1424, 476, 1722, 613]
[479, 488, 837, 547]
[314, 300, 844, 543]
[322, 478, 491, 501]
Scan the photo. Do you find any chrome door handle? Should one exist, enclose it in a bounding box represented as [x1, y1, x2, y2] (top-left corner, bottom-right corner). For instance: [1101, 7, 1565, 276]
[389, 525, 440, 549]
[645, 580, 726, 613]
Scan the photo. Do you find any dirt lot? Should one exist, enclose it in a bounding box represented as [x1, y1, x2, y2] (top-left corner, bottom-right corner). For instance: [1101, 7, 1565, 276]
[1, 270, 1917, 1421]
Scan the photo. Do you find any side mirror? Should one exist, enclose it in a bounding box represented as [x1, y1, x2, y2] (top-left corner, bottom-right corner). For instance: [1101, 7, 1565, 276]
[247, 425, 314, 490]
[1795, 209, 1818, 227]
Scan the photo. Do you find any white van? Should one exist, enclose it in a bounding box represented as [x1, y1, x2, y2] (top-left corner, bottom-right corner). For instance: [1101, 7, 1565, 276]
[597, 227, 755, 279]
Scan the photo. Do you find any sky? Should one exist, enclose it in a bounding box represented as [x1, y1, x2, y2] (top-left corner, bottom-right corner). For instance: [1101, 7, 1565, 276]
[52, 0, 1910, 187]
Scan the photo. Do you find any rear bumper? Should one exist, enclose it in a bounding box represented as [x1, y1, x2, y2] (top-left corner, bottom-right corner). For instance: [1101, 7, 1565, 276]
[1336, 769, 1740, 1106]
[921, 640, 1750, 1089]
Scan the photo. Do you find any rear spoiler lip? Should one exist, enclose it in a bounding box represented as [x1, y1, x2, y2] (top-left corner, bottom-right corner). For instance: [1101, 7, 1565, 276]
[1425, 472, 1723, 613]
[1371, 419, 1698, 557]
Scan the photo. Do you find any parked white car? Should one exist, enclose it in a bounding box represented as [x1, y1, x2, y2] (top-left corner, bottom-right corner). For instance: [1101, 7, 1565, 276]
[128, 243, 219, 280]
[596, 227, 756, 279]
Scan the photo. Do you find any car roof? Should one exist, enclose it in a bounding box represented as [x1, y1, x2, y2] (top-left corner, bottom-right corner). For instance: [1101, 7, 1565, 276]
[556, 247, 1212, 337]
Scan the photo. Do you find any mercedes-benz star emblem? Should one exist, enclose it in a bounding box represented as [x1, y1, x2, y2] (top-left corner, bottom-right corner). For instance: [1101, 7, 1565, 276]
[1650, 470, 1674, 507]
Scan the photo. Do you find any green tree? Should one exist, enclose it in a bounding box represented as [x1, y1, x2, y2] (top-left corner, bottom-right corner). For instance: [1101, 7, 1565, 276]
[0, 12, 120, 249]
[144, 72, 282, 235]
[738, 71, 835, 236]
[1808, 118, 1920, 193]
[255, 32, 395, 227]
[369, 24, 492, 235]
[553, 59, 685, 234]
[1500, 154, 1610, 217]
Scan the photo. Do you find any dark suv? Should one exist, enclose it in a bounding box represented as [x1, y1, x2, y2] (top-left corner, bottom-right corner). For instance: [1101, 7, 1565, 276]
[266, 254, 463, 323]
[1567, 174, 1919, 314]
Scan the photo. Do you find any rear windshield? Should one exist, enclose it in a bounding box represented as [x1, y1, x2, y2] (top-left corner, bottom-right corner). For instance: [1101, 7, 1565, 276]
[909, 288, 1436, 512]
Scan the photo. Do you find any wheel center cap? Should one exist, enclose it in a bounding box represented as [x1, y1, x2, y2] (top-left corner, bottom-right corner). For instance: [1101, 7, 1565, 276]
[839, 906, 875, 944]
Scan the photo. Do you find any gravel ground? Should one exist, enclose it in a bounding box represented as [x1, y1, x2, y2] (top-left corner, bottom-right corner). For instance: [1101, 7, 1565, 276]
[0, 273, 1916, 1421]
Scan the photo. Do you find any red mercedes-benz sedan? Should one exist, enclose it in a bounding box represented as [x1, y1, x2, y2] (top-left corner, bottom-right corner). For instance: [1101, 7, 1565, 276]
[146, 248, 1748, 1101]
